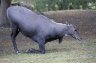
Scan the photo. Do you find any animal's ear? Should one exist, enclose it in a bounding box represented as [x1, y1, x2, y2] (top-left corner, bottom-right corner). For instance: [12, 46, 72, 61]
[65, 21, 70, 26]
[69, 24, 73, 26]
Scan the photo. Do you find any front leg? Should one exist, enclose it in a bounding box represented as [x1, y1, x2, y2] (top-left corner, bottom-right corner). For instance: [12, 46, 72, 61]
[58, 37, 63, 44]
[38, 41, 45, 54]
[32, 36, 45, 54]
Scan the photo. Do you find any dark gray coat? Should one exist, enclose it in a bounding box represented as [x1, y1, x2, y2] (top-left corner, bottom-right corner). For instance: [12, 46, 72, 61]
[7, 6, 81, 54]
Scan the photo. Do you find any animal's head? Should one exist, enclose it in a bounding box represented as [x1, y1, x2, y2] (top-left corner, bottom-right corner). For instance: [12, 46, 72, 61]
[65, 22, 81, 41]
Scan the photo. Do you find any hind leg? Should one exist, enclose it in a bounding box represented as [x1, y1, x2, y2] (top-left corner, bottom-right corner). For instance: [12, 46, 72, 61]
[11, 26, 19, 53]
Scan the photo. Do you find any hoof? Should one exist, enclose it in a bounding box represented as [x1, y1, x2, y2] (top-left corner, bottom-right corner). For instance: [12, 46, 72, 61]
[26, 48, 35, 53]
[26, 48, 40, 53]
[40, 51, 45, 54]
[16, 51, 20, 54]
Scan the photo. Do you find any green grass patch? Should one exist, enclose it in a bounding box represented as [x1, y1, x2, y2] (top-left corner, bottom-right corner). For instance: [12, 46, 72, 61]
[0, 38, 96, 63]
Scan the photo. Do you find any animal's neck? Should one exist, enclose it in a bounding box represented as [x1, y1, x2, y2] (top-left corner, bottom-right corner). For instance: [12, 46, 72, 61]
[55, 23, 69, 36]
[50, 19, 69, 36]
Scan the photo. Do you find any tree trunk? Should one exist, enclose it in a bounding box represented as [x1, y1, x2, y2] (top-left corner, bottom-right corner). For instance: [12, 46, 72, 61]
[0, 0, 11, 27]
[0, 0, 1, 27]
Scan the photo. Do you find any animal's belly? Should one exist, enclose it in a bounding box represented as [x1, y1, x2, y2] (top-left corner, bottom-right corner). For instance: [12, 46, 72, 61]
[46, 36, 58, 42]
[19, 27, 37, 38]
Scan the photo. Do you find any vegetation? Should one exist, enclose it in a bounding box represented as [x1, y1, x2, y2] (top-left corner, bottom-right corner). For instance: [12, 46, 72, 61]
[0, 10, 96, 63]
[0, 38, 96, 63]
[12, 0, 96, 11]
[1, 0, 96, 26]
[0, 0, 96, 63]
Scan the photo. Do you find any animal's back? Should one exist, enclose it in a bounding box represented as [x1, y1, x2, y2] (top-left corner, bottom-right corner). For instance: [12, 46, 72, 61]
[7, 6, 53, 27]
[7, 6, 57, 37]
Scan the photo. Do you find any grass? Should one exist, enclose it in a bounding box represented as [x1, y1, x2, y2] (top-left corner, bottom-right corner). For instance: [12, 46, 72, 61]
[0, 10, 96, 63]
[0, 37, 96, 63]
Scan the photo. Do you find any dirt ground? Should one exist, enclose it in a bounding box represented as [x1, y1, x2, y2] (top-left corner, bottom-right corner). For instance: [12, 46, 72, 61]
[0, 10, 96, 54]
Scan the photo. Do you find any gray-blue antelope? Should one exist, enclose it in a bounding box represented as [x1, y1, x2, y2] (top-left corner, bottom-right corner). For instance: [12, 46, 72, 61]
[7, 6, 81, 54]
